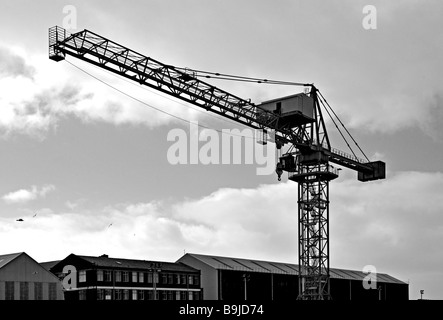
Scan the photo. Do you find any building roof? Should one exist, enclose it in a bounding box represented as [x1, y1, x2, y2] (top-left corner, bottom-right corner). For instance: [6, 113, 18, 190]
[39, 260, 61, 271]
[53, 254, 199, 273]
[179, 253, 407, 285]
[0, 252, 23, 269]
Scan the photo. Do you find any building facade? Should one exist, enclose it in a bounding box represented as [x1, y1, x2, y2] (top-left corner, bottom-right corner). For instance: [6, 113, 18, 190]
[49, 254, 202, 301]
[177, 253, 409, 300]
[0, 252, 64, 300]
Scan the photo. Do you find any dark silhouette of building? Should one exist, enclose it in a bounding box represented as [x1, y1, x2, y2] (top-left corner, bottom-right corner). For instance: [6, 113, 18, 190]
[48, 253, 202, 300]
[177, 253, 409, 300]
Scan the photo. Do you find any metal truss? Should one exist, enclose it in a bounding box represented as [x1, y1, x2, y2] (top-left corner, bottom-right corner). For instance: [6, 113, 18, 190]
[49, 26, 385, 301]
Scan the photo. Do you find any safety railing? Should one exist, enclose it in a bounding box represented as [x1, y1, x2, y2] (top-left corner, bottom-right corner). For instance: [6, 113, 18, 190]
[49, 26, 69, 61]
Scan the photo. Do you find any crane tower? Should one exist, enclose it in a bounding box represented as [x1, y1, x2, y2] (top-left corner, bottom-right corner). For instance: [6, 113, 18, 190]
[49, 26, 386, 300]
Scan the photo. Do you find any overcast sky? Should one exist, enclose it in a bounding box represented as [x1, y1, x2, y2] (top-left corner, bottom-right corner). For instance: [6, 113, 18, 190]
[1, 0, 442, 300]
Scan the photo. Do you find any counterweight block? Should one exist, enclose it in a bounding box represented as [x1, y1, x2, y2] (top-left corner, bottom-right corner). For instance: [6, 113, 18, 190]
[358, 161, 386, 182]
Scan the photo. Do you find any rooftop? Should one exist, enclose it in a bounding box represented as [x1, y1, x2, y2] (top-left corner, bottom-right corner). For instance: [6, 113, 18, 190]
[52, 254, 199, 273]
[180, 253, 407, 285]
[0, 252, 23, 269]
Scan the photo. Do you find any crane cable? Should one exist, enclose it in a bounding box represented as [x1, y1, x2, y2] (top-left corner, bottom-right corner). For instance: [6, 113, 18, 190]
[317, 91, 371, 163]
[318, 97, 360, 162]
[65, 60, 368, 163]
[174, 67, 311, 87]
[65, 60, 260, 142]
[68, 59, 243, 128]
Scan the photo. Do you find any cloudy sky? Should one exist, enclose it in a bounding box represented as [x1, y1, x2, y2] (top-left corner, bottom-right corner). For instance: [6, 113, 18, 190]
[1, 0, 442, 300]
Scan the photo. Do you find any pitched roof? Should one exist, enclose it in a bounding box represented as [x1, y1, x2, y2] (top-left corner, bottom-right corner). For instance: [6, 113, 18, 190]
[179, 253, 407, 285]
[0, 252, 23, 269]
[65, 254, 199, 273]
[39, 260, 61, 271]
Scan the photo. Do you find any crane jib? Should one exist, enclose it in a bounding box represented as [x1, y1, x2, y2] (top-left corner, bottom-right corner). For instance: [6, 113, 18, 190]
[49, 25, 386, 301]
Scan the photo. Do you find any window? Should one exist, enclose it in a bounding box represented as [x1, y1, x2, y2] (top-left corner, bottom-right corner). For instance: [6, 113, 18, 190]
[34, 283, 43, 300]
[194, 276, 200, 286]
[132, 271, 138, 283]
[79, 290, 86, 300]
[162, 274, 168, 284]
[176, 291, 181, 300]
[139, 272, 144, 283]
[168, 290, 174, 300]
[123, 271, 129, 282]
[161, 291, 167, 300]
[20, 282, 29, 300]
[176, 274, 181, 284]
[147, 290, 159, 300]
[188, 275, 193, 285]
[97, 289, 104, 300]
[181, 275, 187, 285]
[138, 290, 145, 300]
[147, 272, 153, 283]
[115, 289, 122, 300]
[5, 281, 14, 300]
[123, 289, 129, 300]
[105, 289, 112, 300]
[194, 291, 200, 300]
[153, 273, 159, 284]
[48, 283, 57, 300]
[104, 270, 112, 282]
[180, 291, 187, 300]
[79, 270, 86, 282]
[97, 270, 103, 282]
[168, 274, 173, 284]
[132, 290, 137, 300]
[115, 271, 121, 282]
[188, 291, 193, 300]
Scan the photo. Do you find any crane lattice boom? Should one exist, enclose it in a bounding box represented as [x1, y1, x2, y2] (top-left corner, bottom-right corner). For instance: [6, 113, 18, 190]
[49, 26, 385, 299]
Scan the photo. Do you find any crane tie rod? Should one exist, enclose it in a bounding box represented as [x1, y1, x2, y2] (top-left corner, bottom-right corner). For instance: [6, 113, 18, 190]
[174, 67, 311, 87]
[317, 91, 371, 163]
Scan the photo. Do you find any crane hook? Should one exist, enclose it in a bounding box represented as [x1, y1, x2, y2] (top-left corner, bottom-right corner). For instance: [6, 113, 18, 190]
[276, 162, 283, 181]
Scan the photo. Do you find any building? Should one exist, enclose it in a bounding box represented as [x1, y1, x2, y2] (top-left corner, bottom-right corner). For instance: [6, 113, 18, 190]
[48, 253, 203, 300]
[0, 252, 64, 300]
[177, 253, 409, 300]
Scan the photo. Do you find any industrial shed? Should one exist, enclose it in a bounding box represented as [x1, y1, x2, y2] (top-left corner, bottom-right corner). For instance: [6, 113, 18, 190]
[0, 252, 64, 300]
[177, 253, 408, 301]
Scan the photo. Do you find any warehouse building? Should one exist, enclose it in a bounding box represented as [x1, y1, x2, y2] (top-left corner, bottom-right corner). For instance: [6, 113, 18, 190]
[177, 253, 409, 300]
[48, 253, 203, 300]
[0, 252, 64, 300]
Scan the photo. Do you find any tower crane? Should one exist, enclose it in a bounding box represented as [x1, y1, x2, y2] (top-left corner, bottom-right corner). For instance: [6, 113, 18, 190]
[48, 26, 385, 300]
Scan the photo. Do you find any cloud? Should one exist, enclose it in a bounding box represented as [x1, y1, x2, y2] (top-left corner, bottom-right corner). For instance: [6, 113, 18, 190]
[0, 50, 205, 138]
[0, 46, 35, 79]
[2, 184, 55, 204]
[420, 92, 443, 142]
[1, 170, 442, 298]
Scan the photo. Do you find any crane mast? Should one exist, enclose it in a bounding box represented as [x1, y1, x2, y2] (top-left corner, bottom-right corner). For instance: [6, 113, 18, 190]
[49, 26, 385, 300]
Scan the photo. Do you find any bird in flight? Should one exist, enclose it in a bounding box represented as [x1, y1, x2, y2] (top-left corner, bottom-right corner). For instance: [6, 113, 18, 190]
[107, 223, 113, 228]
[33, 212, 37, 218]
[16, 218, 24, 222]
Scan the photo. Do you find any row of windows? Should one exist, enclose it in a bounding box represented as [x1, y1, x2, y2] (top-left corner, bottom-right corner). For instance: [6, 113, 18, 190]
[80, 270, 199, 286]
[80, 289, 200, 301]
[4, 281, 57, 300]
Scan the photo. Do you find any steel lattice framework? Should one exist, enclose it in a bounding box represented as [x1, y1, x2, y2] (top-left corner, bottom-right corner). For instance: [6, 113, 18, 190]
[49, 26, 385, 300]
